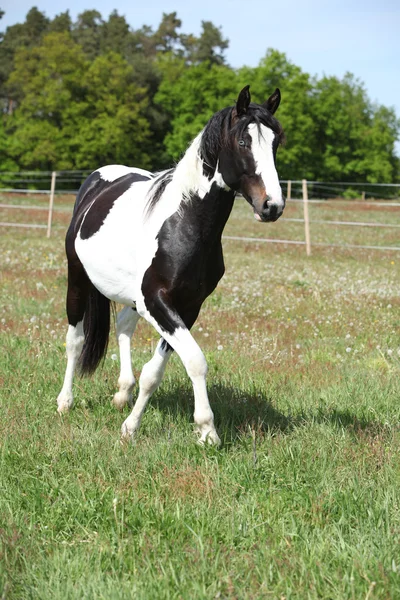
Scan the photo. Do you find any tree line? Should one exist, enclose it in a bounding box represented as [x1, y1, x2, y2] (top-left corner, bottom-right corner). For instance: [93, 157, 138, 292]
[0, 7, 399, 182]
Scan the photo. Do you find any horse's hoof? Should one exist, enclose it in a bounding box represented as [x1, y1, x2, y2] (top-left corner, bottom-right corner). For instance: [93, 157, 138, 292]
[196, 428, 221, 447]
[57, 394, 73, 414]
[120, 420, 136, 444]
[112, 392, 130, 411]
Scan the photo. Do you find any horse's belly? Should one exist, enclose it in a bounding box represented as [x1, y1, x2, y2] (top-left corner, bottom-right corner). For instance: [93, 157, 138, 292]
[76, 233, 139, 304]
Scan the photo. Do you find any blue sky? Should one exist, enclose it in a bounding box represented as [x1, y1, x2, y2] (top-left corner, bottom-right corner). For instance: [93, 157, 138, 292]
[2, 0, 400, 131]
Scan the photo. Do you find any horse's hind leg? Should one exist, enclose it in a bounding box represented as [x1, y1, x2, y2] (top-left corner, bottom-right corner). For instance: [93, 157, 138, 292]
[57, 256, 90, 413]
[112, 306, 140, 410]
[121, 339, 172, 439]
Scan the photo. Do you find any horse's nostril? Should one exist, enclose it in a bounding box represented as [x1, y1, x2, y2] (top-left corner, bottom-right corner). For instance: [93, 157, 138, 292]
[262, 195, 272, 212]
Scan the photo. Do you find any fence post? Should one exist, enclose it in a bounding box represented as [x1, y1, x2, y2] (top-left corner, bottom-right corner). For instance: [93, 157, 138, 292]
[287, 180, 291, 201]
[47, 171, 56, 238]
[302, 178, 311, 256]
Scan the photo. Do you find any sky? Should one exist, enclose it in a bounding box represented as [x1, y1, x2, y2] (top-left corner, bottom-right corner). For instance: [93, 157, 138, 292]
[1, 0, 400, 128]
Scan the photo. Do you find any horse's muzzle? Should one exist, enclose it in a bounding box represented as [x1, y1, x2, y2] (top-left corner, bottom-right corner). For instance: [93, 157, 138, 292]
[254, 195, 285, 222]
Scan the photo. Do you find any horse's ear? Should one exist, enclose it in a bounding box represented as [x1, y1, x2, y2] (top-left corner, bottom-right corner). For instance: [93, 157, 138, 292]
[264, 88, 281, 114]
[236, 85, 251, 116]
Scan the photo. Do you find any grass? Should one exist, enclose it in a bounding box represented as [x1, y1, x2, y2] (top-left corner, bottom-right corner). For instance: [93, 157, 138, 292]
[1, 198, 400, 599]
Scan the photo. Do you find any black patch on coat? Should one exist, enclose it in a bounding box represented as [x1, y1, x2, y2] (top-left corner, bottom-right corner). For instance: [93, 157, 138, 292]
[79, 172, 150, 240]
[141, 183, 235, 335]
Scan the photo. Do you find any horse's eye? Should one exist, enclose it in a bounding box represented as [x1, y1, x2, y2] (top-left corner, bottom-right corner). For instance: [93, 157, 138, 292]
[238, 139, 246, 147]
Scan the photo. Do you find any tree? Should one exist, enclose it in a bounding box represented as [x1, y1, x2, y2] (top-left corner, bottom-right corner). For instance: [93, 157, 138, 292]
[5, 32, 152, 170]
[100, 10, 132, 58]
[356, 104, 399, 182]
[182, 21, 229, 66]
[313, 72, 400, 183]
[48, 11, 72, 34]
[6, 32, 87, 169]
[0, 8, 398, 180]
[153, 12, 182, 54]
[0, 7, 50, 111]
[72, 10, 103, 60]
[65, 52, 151, 169]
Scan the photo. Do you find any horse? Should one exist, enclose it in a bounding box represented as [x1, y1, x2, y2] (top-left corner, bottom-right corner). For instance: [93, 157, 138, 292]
[56, 85, 285, 445]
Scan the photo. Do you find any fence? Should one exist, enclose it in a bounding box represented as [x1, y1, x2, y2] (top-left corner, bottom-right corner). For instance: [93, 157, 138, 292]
[0, 170, 90, 237]
[0, 171, 400, 253]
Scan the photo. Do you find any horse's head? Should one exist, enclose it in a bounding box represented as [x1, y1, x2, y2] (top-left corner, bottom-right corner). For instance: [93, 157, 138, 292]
[218, 86, 285, 222]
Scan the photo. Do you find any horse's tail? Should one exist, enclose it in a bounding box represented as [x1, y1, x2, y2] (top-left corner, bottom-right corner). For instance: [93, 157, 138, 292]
[79, 285, 111, 375]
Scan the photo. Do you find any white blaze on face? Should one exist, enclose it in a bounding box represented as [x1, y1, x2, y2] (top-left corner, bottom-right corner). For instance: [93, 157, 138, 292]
[248, 123, 284, 211]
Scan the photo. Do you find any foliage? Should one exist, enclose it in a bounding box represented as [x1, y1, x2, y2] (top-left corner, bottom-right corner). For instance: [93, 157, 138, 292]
[4, 33, 151, 170]
[0, 8, 398, 179]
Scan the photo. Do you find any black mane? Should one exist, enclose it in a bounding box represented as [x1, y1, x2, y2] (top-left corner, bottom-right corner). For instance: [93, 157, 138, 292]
[146, 168, 174, 215]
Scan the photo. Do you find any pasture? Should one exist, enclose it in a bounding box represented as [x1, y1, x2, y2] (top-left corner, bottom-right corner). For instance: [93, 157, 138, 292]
[1, 194, 400, 599]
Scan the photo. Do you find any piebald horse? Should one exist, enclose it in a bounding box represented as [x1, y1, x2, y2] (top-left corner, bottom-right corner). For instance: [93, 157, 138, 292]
[57, 86, 285, 445]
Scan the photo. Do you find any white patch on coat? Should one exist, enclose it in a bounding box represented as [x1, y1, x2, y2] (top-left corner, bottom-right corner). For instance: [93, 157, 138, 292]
[97, 165, 153, 182]
[248, 123, 283, 211]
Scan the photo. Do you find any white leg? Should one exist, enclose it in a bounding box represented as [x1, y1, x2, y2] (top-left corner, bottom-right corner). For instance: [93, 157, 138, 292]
[121, 339, 172, 440]
[112, 307, 140, 410]
[57, 322, 84, 413]
[137, 318, 220, 446]
[168, 327, 220, 446]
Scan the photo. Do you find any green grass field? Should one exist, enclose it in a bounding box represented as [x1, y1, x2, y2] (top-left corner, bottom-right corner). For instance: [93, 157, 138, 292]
[1, 196, 400, 599]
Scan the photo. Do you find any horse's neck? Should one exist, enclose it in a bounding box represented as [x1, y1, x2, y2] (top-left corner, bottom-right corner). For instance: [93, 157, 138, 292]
[169, 136, 235, 242]
[173, 133, 234, 205]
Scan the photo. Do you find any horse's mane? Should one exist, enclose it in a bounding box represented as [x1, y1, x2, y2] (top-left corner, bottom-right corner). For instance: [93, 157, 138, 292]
[146, 168, 174, 215]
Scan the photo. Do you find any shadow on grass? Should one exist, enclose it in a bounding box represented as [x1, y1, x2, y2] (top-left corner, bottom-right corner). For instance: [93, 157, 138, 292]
[150, 382, 394, 448]
[150, 382, 290, 446]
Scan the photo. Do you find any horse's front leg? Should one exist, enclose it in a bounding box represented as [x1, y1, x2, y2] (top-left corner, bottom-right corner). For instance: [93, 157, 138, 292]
[112, 306, 140, 410]
[134, 295, 220, 446]
[171, 325, 220, 446]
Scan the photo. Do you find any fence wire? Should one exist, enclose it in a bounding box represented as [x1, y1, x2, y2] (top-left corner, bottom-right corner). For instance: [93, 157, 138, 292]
[1, 173, 400, 251]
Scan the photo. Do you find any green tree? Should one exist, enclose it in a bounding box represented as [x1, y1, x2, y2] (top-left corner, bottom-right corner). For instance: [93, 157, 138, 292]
[6, 32, 87, 169]
[6, 32, 152, 170]
[72, 10, 103, 60]
[48, 11, 72, 34]
[313, 72, 400, 183]
[182, 21, 229, 66]
[153, 12, 182, 54]
[0, 8, 398, 180]
[100, 10, 132, 58]
[356, 105, 400, 182]
[65, 52, 151, 169]
[0, 7, 49, 112]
